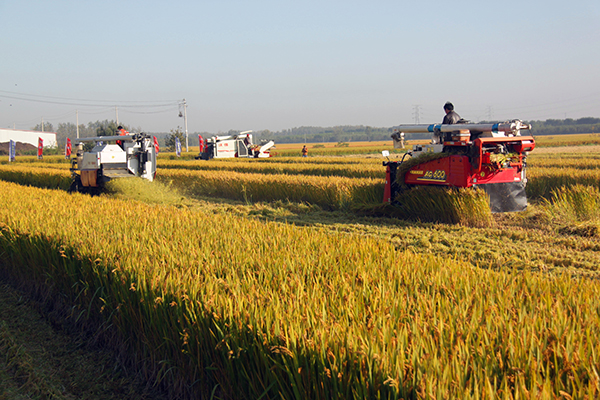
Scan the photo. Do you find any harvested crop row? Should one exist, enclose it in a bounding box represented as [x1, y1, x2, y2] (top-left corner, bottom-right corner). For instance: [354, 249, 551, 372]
[157, 168, 385, 209]
[0, 181, 598, 399]
[158, 159, 385, 179]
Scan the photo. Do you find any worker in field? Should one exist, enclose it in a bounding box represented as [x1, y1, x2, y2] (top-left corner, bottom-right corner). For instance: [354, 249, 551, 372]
[116, 126, 129, 148]
[302, 145, 308, 157]
[442, 102, 461, 125]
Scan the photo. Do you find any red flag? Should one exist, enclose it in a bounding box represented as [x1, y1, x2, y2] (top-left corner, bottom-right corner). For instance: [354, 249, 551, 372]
[153, 136, 160, 154]
[37, 137, 43, 159]
[198, 135, 204, 153]
[65, 138, 72, 159]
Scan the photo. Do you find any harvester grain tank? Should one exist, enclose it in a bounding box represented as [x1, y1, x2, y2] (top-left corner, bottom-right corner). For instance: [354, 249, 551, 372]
[385, 120, 535, 212]
[69, 133, 157, 194]
[197, 131, 275, 159]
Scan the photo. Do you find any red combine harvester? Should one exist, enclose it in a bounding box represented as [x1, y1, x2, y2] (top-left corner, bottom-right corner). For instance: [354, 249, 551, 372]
[383, 120, 535, 212]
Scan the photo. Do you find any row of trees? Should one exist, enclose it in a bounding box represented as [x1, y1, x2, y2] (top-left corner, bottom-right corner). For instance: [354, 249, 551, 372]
[264, 125, 393, 143]
[29, 117, 600, 148]
[265, 117, 600, 142]
[523, 118, 600, 136]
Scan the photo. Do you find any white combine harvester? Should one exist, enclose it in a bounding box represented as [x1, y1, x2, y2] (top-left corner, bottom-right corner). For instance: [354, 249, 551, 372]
[69, 133, 157, 194]
[197, 131, 275, 160]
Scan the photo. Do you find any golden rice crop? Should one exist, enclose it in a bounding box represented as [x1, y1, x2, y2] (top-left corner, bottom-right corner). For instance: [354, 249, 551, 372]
[542, 184, 600, 222]
[157, 168, 384, 209]
[0, 154, 71, 165]
[526, 167, 600, 199]
[271, 142, 399, 157]
[0, 181, 599, 398]
[0, 165, 71, 190]
[158, 158, 385, 179]
[534, 133, 600, 147]
[390, 185, 494, 227]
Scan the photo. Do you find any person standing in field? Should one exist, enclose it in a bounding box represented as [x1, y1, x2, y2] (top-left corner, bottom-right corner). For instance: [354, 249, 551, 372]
[116, 126, 129, 148]
[302, 145, 308, 157]
[442, 102, 461, 125]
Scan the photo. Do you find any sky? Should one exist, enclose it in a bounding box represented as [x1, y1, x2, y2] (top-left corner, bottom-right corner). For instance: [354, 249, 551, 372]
[1, 0, 599, 134]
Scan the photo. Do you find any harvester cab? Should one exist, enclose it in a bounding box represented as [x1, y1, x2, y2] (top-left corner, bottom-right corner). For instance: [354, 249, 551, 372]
[384, 120, 535, 212]
[69, 133, 157, 194]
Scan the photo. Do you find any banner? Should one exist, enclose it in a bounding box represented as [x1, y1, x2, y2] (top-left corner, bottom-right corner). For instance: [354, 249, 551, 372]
[37, 137, 43, 159]
[8, 140, 15, 162]
[65, 138, 72, 159]
[175, 137, 181, 157]
[153, 136, 160, 155]
[198, 135, 204, 153]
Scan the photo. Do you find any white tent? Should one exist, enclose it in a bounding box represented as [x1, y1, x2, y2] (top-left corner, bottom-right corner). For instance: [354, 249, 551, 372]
[0, 128, 57, 148]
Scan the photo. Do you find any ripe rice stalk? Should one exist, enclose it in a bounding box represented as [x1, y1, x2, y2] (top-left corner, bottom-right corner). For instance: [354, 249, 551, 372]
[393, 186, 493, 227]
[0, 165, 71, 190]
[0, 181, 598, 398]
[542, 184, 600, 222]
[157, 169, 384, 210]
[526, 167, 600, 199]
[159, 159, 385, 179]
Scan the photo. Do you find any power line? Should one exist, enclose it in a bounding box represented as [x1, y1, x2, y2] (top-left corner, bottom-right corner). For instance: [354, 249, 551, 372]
[120, 106, 180, 115]
[0, 90, 180, 108]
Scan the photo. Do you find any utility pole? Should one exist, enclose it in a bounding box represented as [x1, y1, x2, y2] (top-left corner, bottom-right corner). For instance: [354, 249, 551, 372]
[115, 107, 119, 125]
[41, 117, 44, 132]
[76, 110, 79, 139]
[182, 99, 189, 152]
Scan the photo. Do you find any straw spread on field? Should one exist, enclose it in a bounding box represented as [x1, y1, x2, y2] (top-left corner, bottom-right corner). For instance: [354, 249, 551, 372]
[0, 181, 599, 399]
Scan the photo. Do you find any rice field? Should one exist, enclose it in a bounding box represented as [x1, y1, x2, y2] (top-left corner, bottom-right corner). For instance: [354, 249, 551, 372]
[0, 134, 599, 399]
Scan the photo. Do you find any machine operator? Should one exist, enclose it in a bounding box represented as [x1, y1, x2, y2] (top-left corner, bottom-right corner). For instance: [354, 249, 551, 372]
[442, 102, 461, 125]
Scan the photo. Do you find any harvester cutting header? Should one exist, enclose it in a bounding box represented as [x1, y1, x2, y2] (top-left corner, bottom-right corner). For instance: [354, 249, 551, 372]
[384, 119, 535, 212]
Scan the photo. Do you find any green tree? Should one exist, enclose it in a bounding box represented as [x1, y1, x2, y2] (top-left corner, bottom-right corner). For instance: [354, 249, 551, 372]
[165, 127, 185, 152]
[96, 120, 122, 137]
[31, 122, 54, 132]
[365, 126, 372, 142]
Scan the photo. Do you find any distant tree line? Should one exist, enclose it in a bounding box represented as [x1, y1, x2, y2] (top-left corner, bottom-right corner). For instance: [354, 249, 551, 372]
[257, 126, 394, 143]
[525, 118, 600, 136]
[29, 117, 600, 148]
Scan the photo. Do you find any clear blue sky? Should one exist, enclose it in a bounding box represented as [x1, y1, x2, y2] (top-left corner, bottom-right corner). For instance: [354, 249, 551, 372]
[1, 0, 599, 133]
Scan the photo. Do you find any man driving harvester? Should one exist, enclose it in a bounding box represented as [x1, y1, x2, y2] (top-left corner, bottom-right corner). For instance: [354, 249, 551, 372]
[442, 102, 461, 125]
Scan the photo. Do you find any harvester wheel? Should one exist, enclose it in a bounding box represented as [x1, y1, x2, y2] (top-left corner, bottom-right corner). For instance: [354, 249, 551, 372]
[68, 176, 82, 194]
